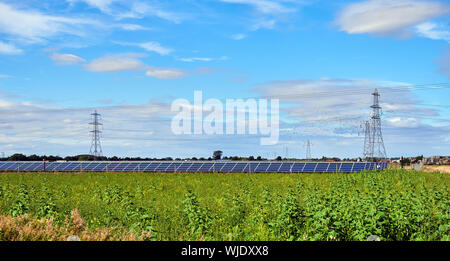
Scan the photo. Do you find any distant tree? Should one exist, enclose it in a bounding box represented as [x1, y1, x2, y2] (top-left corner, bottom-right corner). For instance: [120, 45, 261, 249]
[275, 156, 282, 161]
[77, 154, 94, 161]
[256, 156, 262, 160]
[8, 153, 27, 161]
[248, 156, 255, 161]
[28, 154, 41, 161]
[213, 150, 223, 160]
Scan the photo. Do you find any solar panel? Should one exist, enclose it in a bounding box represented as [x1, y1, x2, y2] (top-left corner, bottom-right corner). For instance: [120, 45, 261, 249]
[315, 163, 329, 172]
[255, 162, 270, 172]
[232, 162, 246, 172]
[302, 163, 317, 172]
[267, 162, 281, 172]
[326, 163, 339, 172]
[278, 162, 293, 172]
[0, 161, 388, 173]
[155, 162, 170, 171]
[340, 163, 353, 172]
[248, 162, 260, 172]
[352, 163, 365, 172]
[209, 162, 224, 172]
[187, 162, 203, 172]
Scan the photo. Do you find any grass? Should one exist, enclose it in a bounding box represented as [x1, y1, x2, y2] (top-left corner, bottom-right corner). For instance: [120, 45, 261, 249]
[0, 170, 448, 241]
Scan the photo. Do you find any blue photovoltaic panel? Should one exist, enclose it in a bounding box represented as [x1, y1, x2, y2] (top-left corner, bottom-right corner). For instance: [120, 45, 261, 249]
[340, 163, 353, 172]
[177, 162, 193, 172]
[327, 163, 340, 172]
[315, 163, 329, 172]
[210, 163, 225, 172]
[352, 163, 365, 172]
[278, 163, 293, 172]
[0, 161, 388, 173]
[267, 163, 281, 172]
[255, 163, 270, 172]
[199, 163, 213, 171]
[248, 163, 259, 172]
[142, 162, 159, 171]
[22, 162, 38, 171]
[155, 162, 170, 171]
[222, 162, 237, 172]
[291, 162, 305, 172]
[232, 163, 246, 172]
[302, 163, 317, 172]
[187, 162, 203, 172]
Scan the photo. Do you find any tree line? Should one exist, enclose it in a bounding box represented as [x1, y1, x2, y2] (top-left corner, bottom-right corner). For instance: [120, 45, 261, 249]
[1, 151, 346, 162]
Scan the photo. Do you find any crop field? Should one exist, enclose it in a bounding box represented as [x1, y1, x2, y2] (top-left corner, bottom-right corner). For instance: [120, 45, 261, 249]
[0, 169, 448, 241]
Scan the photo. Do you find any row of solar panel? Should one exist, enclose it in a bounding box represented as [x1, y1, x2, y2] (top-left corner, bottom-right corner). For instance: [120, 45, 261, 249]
[0, 161, 388, 173]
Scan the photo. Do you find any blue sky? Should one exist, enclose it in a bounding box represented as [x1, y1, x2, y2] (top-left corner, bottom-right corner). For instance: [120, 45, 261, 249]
[0, 0, 449, 159]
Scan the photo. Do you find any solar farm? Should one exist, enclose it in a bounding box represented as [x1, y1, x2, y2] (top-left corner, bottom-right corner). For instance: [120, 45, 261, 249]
[0, 161, 388, 173]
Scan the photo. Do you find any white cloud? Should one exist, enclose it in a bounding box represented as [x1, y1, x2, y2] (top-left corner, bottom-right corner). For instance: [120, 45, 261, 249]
[0, 2, 99, 44]
[251, 19, 276, 30]
[336, 0, 450, 36]
[220, 0, 293, 14]
[387, 117, 420, 128]
[51, 53, 86, 65]
[253, 78, 436, 129]
[67, 0, 118, 13]
[178, 56, 228, 62]
[231, 33, 246, 40]
[114, 1, 183, 23]
[416, 22, 450, 42]
[116, 23, 151, 31]
[0, 74, 12, 79]
[84, 53, 214, 79]
[84, 53, 146, 72]
[114, 41, 173, 55]
[0, 41, 22, 55]
[145, 68, 186, 79]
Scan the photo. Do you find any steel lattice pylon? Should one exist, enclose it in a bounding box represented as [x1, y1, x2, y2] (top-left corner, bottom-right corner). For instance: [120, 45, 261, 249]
[89, 110, 103, 159]
[305, 140, 311, 160]
[363, 89, 387, 160]
[363, 121, 372, 159]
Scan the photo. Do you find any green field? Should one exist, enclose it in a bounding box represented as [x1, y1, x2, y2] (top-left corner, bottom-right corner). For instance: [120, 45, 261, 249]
[0, 170, 448, 241]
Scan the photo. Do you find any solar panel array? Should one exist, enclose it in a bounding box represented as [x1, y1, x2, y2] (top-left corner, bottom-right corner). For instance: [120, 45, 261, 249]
[0, 161, 388, 173]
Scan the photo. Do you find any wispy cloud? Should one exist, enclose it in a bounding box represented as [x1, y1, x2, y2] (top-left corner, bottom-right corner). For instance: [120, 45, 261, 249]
[115, 23, 151, 31]
[416, 22, 450, 42]
[102, 1, 184, 23]
[251, 19, 276, 30]
[84, 53, 214, 79]
[51, 53, 86, 65]
[0, 2, 100, 44]
[67, 0, 119, 13]
[177, 56, 228, 62]
[231, 33, 246, 40]
[253, 78, 439, 128]
[220, 0, 294, 14]
[84, 53, 147, 72]
[0, 74, 12, 79]
[145, 68, 186, 79]
[113, 41, 173, 55]
[335, 0, 450, 38]
[0, 41, 23, 55]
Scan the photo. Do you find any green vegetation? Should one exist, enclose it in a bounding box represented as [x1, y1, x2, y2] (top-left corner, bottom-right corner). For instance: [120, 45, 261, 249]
[0, 170, 448, 241]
